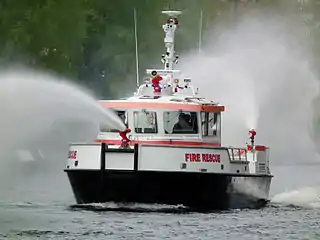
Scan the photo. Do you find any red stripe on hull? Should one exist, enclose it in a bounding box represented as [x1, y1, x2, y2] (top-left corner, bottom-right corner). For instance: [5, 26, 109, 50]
[94, 139, 221, 147]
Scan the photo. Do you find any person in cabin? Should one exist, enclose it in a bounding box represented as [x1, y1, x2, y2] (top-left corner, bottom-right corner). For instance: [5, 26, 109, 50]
[144, 111, 157, 133]
[172, 113, 193, 133]
[151, 70, 163, 93]
[183, 114, 191, 126]
[118, 111, 126, 125]
[146, 112, 155, 126]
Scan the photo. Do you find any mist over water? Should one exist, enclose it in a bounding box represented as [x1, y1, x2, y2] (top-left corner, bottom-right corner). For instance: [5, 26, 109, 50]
[271, 185, 320, 209]
[181, 12, 319, 165]
[179, 11, 320, 205]
[0, 67, 125, 201]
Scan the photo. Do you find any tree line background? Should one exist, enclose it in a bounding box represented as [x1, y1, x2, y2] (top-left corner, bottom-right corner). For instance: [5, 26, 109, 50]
[0, 0, 319, 98]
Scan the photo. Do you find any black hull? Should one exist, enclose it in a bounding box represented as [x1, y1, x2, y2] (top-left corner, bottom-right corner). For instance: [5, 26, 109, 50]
[65, 169, 272, 210]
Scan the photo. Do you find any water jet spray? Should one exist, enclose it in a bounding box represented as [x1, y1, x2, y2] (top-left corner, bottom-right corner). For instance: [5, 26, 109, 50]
[180, 12, 319, 164]
[179, 10, 320, 197]
[0, 67, 125, 201]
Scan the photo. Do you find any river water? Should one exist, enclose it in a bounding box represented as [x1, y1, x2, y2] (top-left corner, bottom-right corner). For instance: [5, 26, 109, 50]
[1, 164, 320, 240]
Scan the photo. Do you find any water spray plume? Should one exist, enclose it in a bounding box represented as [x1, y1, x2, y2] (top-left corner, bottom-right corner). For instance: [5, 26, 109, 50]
[0, 67, 126, 134]
[181, 11, 319, 164]
[0, 67, 125, 200]
[271, 185, 320, 209]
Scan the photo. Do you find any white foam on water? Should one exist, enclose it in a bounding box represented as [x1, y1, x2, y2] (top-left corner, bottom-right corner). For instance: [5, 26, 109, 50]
[271, 185, 320, 208]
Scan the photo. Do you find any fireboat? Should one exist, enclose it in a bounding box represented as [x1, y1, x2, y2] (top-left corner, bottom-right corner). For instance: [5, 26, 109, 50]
[64, 10, 273, 210]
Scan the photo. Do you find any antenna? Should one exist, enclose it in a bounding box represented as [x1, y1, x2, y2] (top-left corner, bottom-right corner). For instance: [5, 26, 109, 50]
[134, 8, 139, 88]
[198, 9, 203, 54]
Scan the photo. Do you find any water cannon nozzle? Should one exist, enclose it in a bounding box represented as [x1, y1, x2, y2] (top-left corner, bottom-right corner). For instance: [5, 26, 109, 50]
[248, 129, 256, 148]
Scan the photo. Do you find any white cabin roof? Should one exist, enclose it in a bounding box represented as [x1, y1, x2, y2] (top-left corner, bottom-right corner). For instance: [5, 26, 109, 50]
[99, 93, 225, 112]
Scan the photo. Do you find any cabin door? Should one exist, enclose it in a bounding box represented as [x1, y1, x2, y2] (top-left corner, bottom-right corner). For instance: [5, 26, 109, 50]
[201, 112, 221, 144]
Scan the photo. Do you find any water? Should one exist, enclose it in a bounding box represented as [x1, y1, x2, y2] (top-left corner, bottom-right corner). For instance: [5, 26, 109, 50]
[1, 164, 320, 239]
[181, 11, 319, 166]
[272, 186, 320, 208]
[0, 67, 125, 139]
[0, 189, 320, 239]
[0, 67, 125, 199]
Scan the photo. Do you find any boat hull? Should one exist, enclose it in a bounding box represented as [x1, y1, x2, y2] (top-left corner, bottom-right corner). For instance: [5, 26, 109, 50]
[65, 169, 272, 210]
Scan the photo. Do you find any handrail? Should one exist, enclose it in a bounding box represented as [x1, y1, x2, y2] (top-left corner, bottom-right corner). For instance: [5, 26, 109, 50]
[228, 147, 248, 161]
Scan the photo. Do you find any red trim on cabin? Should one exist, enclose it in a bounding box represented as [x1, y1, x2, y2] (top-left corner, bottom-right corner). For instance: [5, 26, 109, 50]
[94, 139, 221, 147]
[99, 101, 225, 112]
[255, 145, 266, 151]
[247, 145, 267, 151]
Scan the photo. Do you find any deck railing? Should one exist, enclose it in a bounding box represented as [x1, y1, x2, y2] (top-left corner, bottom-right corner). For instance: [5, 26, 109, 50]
[227, 147, 248, 162]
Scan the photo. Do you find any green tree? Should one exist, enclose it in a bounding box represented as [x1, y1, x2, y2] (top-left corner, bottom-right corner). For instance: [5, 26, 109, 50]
[0, 0, 88, 78]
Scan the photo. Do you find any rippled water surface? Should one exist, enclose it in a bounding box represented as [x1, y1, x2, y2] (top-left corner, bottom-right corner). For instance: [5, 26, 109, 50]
[0, 201, 320, 240]
[0, 164, 319, 239]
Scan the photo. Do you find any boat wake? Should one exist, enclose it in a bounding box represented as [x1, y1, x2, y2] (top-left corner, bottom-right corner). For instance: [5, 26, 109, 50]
[69, 202, 193, 214]
[270, 186, 320, 209]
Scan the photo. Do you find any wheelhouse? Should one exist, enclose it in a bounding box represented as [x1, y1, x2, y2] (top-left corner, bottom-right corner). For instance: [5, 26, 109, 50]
[97, 97, 224, 146]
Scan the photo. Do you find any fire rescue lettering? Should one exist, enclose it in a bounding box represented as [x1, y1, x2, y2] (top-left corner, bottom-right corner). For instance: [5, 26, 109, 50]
[185, 153, 220, 163]
[68, 150, 77, 159]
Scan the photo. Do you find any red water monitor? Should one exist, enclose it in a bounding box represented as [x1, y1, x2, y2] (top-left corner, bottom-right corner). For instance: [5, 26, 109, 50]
[119, 128, 131, 148]
[249, 129, 256, 144]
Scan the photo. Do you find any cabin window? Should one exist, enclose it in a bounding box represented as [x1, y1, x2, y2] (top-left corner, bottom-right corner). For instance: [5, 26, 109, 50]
[100, 110, 127, 132]
[201, 112, 220, 136]
[163, 111, 198, 134]
[134, 110, 157, 133]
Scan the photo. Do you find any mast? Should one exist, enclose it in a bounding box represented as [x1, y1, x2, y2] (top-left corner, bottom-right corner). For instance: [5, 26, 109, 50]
[141, 10, 195, 96]
[134, 8, 140, 88]
[198, 9, 203, 54]
[161, 10, 182, 71]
